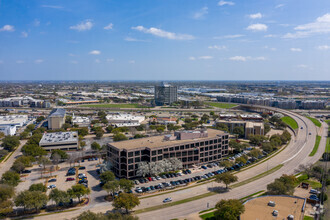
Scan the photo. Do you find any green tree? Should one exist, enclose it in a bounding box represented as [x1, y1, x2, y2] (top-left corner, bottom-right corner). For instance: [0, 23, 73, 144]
[100, 171, 115, 184]
[1, 136, 20, 151]
[219, 160, 234, 168]
[0, 184, 14, 202]
[22, 144, 47, 157]
[214, 199, 245, 220]
[11, 161, 25, 173]
[229, 140, 243, 152]
[233, 126, 244, 138]
[235, 155, 248, 164]
[215, 172, 238, 189]
[20, 131, 30, 140]
[49, 189, 69, 206]
[267, 174, 297, 195]
[91, 142, 101, 151]
[119, 179, 134, 192]
[74, 211, 108, 220]
[106, 125, 114, 133]
[216, 123, 229, 132]
[1, 171, 20, 186]
[29, 183, 47, 192]
[15, 156, 35, 167]
[0, 132, 4, 139]
[103, 180, 120, 197]
[95, 130, 104, 139]
[14, 190, 48, 212]
[38, 156, 51, 177]
[67, 184, 90, 203]
[261, 142, 274, 153]
[0, 150, 8, 159]
[26, 124, 36, 132]
[0, 200, 13, 216]
[113, 133, 128, 142]
[51, 149, 69, 160]
[36, 116, 45, 123]
[113, 193, 140, 213]
[248, 135, 267, 146]
[248, 148, 262, 158]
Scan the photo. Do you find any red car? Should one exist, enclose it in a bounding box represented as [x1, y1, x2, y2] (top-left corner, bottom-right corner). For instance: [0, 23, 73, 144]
[66, 177, 75, 181]
[147, 177, 153, 181]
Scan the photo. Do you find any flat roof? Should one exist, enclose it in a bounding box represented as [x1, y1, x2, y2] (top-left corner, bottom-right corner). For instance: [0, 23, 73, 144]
[241, 196, 305, 220]
[40, 131, 78, 145]
[49, 108, 66, 117]
[109, 129, 226, 150]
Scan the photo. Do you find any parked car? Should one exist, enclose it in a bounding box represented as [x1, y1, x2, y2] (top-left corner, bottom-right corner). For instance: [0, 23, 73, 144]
[134, 180, 139, 185]
[310, 189, 320, 194]
[186, 169, 192, 174]
[79, 166, 86, 170]
[48, 184, 56, 189]
[22, 170, 32, 173]
[48, 178, 57, 182]
[201, 165, 208, 169]
[163, 197, 172, 203]
[66, 177, 75, 181]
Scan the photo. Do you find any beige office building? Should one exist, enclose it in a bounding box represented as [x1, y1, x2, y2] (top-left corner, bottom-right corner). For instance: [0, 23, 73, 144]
[48, 108, 65, 130]
[245, 122, 264, 138]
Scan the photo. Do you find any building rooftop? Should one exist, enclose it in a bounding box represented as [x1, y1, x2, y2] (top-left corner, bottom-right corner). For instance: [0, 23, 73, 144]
[106, 113, 145, 122]
[40, 131, 78, 144]
[245, 121, 264, 128]
[109, 129, 226, 150]
[49, 108, 66, 117]
[241, 195, 305, 220]
[0, 115, 28, 126]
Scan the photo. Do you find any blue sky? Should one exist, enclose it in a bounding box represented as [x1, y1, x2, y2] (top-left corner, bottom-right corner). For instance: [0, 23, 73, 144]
[0, 0, 330, 81]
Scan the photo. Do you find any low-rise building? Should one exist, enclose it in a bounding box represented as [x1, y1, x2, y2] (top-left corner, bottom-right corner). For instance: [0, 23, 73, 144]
[0, 115, 29, 128]
[106, 113, 145, 127]
[151, 116, 177, 125]
[107, 129, 229, 179]
[48, 108, 66, 130]
[39, 131, 79, 151]
[0, 125, 16, 136]
[245, 122, 264, 138]
[72, 116, 90, 127]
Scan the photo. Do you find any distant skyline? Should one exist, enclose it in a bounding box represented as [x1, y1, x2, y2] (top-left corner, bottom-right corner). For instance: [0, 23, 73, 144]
[0, 0, 330, 81]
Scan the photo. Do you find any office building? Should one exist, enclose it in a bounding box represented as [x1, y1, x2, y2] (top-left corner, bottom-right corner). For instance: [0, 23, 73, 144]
[0, 125, 16, 136]
[245, 122, 264, 138]
[72, 116, 90, 127]
[106, 113, 145, 127]
[48, 108, 66, 130]
[39, 131, 79, 151]
[0, 96, 50, 108]
[0, 115, 29, 128]
[107, 129, 229, 179]
[154, 82, 178, 106]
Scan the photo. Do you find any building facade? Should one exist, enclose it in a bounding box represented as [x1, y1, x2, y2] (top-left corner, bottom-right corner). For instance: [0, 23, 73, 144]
[154, 82, 178, 106]
[245, 122, 264, 138]
[107, 129, 229, 179]
[48, 108, 66, 130]
[39, 131, 79, 151]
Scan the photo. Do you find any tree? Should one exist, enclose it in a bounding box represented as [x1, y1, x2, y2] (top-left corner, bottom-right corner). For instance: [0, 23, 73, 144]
[73, 211, 108, 220]
[267, 174, 297, 195]
[113, 193, 140, 213]
[22, 144, 47, 157]
[220, 160, 234, 168]
[214, 199, 245, 220]
[14, 156, 35, 167]
[106, 125, 114, 133]
[67, 184, 90, 203]
[36, 116, 45, 123]
[91, 142, 101, 151]
[0, 132, 4, 139]
[26, 124, 36, 132]
[216, 123, 229, 132]
[103, 180, 120, 197]
[95, 130, 104, 139]
[100, 171, 115, 184]
[29, 183, 47, 192]
[261, 142, 274, 153]
[80, 141, 86, 149]
[1, 171, 20, 186]
[248, 135, 267, 146]
[233, 126, 244, 138]
[0, 184, 14, 202]
[11, 161, 25, 173]
[65, 115, 72, 124]
[248, 148, 262, 158]
[14, 190, 48, 212]
[215, 172, 238, 189]
[51, 149, 69, 160]
[113, 133, 128, 142]
[20, 131, 29, 140]
[38, 156, 51, 177]
[49, 188, 69, 206]
[235, 155, 247, 164]
[119, 179, 134, 192]
[1, 136, 20, 151]
[229, 140, 243, 153]
[0, 200, 13, 216]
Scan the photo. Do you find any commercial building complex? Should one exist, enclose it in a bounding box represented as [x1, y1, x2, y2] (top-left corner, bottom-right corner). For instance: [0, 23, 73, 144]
[0, 125, 16, 136]
[39, 131, 79, 151]
[48, 108, 66, 130]
[72, 115, 90, 127]
[0, 96, 50, 108]
[0, 115, 28, 127]
[154, 82, 178, 106]
[245, 122, 264, 138]
[107, 129, 229, 179]
[106, 113, 145, 127]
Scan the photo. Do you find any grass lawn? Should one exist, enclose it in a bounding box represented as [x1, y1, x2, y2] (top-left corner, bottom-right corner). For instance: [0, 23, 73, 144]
[281, 116, 299, 130]
[326, 137, 330, 153]
[304, 216, 314, 220]
[309, 135, 321, 156]
[79, 103, 148, 108]
[207, 102, 238, 109]
[200, 211, 216, 220]
[307, 117, 322, 127]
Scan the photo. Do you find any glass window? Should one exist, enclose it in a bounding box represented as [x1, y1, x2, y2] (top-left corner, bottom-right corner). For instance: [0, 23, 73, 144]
[128, 152, 133, 157]
[152, 151, 156, 156]
[175, 146, 179, 150]
[134, 151, 140, 156]
[158, 149, 162, 154]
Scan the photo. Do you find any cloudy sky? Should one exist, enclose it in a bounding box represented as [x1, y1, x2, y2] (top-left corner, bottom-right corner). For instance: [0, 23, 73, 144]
[0, 0, 330, 81]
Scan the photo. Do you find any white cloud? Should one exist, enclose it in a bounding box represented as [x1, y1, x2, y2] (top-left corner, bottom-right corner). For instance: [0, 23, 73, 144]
[275, 4, 285, 9]
[124, 37, 147, 42]
[249, 13, 262, 19]
[246, 23, 268, 31]
[94, 59, 101, 63]
[41, 5, 64, 9]
[218, 1, 235, 6]
[21, 31, 28, 38]
[290, 48, 302, 52]
[132, 26, 194, 40]
[104, 23, 113, 30]
[70, 61, 78, 64]
[0, 25, 15, 32]
[283, 13, 330, 38]
[106, 58, 114, 62]
[189, 56, 213, 60]
[208, 45, 227, 50]
[70, 20, 93, 31]
[34, 19, 40, 27]
[35, 59, 44, 64]
[296, 64, 308, 68]
[129, 60, 135, 64]
[316, 45, 330, 50]
[214, 34, 244, 39]
[263, 46, 277, 51]
[189, 56, 196, 60]
[68, 53, 76, 57]
[229, 56, 266, 61]
[16, 60, 25, 64]
[264, 34, 277, 38]
[193, 7, 208, 20]
[89, 50, 101, 55]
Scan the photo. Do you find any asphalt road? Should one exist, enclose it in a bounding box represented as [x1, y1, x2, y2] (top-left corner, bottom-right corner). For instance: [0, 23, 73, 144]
[30, 107, 327, 220]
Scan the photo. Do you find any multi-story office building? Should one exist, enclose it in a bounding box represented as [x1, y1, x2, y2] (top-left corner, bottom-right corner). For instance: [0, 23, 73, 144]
[39, 131, 79, 151]
[48, 108, 65, 130]
[245, 122, 264, 138]
[107, 129, 229, 179]
[154, 82, 177, 106]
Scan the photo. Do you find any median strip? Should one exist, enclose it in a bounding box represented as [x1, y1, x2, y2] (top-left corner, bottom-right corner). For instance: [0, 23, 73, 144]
[309, 135, 321, 156]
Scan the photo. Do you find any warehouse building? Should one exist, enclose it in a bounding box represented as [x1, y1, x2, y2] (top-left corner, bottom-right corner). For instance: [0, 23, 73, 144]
[106, 113, 145, 127]
[48, 108, 66, 130]
[107, 129, 229, 179]
[39, 131, 79, 151]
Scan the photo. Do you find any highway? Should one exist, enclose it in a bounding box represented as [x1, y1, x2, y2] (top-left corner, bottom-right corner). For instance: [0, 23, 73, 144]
[31, 107, 327, 220]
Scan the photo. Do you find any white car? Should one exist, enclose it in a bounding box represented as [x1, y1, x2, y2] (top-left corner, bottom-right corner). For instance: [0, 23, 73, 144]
[48, 184, 56, 189]
[156, 176, 161, 180]
[163, 197, 172, 203]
